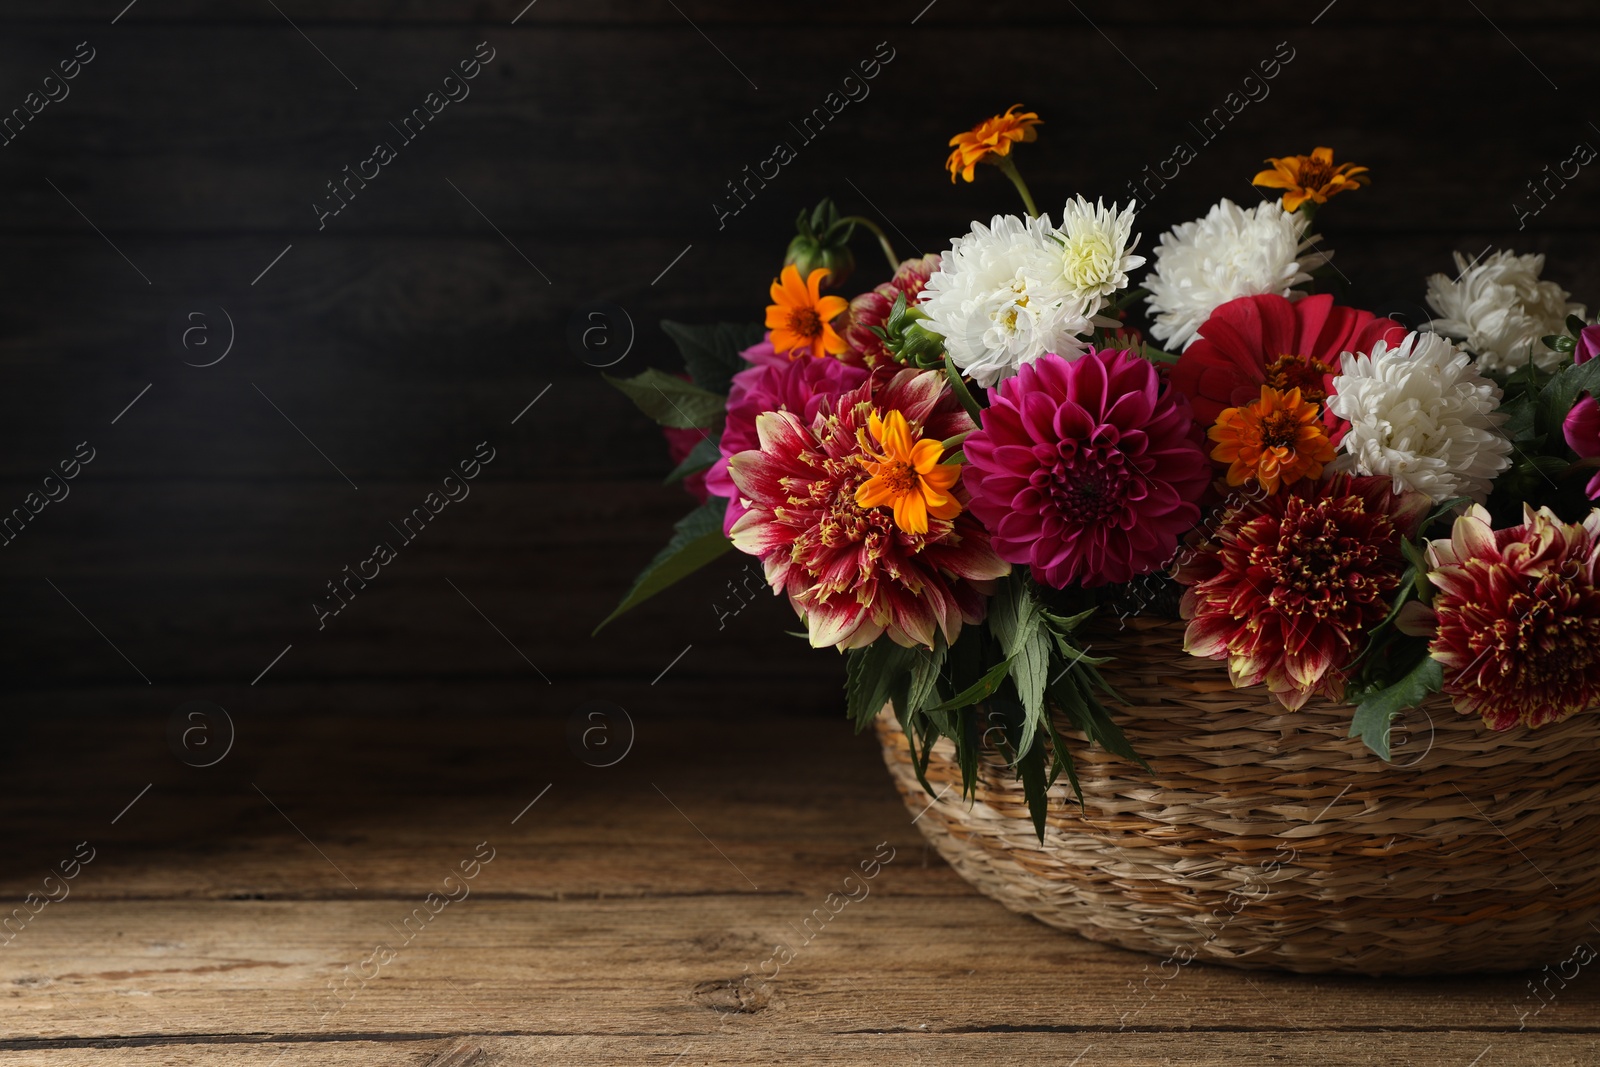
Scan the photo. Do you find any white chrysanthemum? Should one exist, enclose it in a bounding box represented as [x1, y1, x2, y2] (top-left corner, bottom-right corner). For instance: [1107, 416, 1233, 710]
[1142, 198, 1330, 351]
[1047, 196, 1144, 300]
[918, 213, 1095, 388]
[1326, 331, 1512, 504]
[1424, 249, 1586, 374]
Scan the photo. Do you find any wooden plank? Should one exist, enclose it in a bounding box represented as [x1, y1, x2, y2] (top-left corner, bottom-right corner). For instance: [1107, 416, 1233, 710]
[2, 896, 1598, 1040]
[0, 0, 1593, 25]
[0, 27, 1592, 236]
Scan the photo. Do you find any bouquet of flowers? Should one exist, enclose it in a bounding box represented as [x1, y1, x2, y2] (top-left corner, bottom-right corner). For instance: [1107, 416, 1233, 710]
[601, 106, 1600, 835]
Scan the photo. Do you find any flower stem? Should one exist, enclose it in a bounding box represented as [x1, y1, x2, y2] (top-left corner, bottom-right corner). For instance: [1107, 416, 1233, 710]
[996, 156, 1039, 218]
[841, 215, 899, 272]
[941, 353, 985, 422]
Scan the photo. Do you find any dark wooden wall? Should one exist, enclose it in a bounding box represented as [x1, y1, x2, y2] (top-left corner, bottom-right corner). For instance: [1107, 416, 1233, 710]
[0, 1, 1595, 727]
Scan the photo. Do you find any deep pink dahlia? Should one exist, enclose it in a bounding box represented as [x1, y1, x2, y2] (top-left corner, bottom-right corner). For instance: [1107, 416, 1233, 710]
[963, 348, 1211, 589]
[841, 254, 942, 367]
[727, 368, 1010, 650]
[704, 333, 868, 533]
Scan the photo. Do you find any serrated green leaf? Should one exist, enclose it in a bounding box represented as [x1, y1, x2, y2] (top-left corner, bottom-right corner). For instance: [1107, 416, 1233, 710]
[921, 655, 1014, 714]
[845, 640, 938, 731]
[661, 321, 764, 395]
[989, 576, 1051, 759]
[663, 435, 720, 485]
[1536, 358, 1600, 439]
[1348, 654, 1443, 760]
[604, 368, 727, 429]
[593, 498, 731, 633]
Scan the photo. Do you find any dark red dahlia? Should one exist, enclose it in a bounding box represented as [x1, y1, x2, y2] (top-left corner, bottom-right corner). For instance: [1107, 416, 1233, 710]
[1418, 504, 1600, 730]
[962, 348, 1211, 589]
[1171, 293, 1406, 435]
[727, 368, 1009, 649]
[1176, 475, 1430, 711]
[841, 254, 942, 367]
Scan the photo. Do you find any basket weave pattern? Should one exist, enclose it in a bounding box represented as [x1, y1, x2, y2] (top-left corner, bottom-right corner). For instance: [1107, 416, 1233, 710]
[877, 617, 1600, 975]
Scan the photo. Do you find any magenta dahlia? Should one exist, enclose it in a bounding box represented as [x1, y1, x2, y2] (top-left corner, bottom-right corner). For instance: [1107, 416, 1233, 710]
[727, 368, 1010, 649]
[1177, 475, 1431, 710]
[1414, 504, 1600, 730]
[704, 334, 868, 533]
[840, 254, 942, 367]
[962, 348, 1210, 589]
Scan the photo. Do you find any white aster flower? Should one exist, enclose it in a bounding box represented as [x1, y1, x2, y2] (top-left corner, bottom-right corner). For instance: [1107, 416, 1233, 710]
[1047, 196, 1144, 301]
[1326, 330, 1512, 504]
[1423, 249, 1586, 374]
[1142, 198, 1329, 351]
[918, 213, 1095, 388]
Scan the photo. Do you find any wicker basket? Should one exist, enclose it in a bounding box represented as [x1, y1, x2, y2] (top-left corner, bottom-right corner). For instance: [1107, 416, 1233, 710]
[877, 616, 1600, 975]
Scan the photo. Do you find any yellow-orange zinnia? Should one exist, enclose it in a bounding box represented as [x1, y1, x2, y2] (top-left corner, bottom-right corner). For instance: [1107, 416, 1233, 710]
[1252, 146, 1369, 212]
[855, 410, 962, 535]
[766, 264, 849, 359]
[1208, 385, 1335, 494]
[946, 104, 1041, 183]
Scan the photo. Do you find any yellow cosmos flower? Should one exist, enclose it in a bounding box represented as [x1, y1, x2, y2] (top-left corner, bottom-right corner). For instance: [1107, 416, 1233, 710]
[855, 410, 962, 535]
[946, 104, 1041, 184]
[1252, 146, 1369, 212]
[766, 264, 849, 359]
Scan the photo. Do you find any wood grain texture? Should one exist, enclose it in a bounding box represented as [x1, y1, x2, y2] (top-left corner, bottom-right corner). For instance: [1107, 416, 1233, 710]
[1, 714, 1598, 1065]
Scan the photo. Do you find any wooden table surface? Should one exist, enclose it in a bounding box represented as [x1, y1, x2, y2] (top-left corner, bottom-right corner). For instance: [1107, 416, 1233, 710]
[2, 711, 1597, 1066]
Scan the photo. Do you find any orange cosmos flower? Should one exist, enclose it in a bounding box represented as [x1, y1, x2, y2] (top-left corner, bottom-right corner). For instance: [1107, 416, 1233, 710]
[1208, 385, 1335, 494]
[946, 104, 1041, 183]
[1252, 146, 1369, 212]
[767, 264, 850, 359]
[855, 409, 962, 535]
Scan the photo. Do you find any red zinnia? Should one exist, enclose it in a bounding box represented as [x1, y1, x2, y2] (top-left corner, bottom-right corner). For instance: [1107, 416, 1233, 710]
[727, 368, 1010, 650]
[963, 348, 1211, 589]
[1176, 475, 1430, 711]
[841, 254, 942, 367]
[1171, 293, 1406, 433]
[1412, 504, 1600, 730]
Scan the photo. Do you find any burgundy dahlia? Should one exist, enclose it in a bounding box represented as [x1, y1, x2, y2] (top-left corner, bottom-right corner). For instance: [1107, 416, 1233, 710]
[703, 334, 868, 533]
[1176, 475, 1430, 710]
[727, 368, 1009, 649]
[962, 348, 1210, 589]
[1417, 504, 1600, 730]
[841, 254, 942, 367]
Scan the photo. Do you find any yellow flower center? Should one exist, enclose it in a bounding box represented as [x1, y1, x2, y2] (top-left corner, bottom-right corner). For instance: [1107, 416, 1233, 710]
[1060, 233, 1115, 290]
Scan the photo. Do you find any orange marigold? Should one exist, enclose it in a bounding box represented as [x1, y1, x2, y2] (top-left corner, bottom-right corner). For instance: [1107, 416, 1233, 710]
[1252, 146, 1369, 212]
[946, 104, 1041, 183]
[1208, 385, 1335, 493]
[766, 264, 849, 359]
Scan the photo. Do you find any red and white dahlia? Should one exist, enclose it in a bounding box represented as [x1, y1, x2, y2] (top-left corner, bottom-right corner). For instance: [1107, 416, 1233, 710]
[1170, 292, 1406, 432]
[727, 369, 1010, 650]
[841, 254, 942, 367]
[963, 348, 1210, 588]
[1411, 504, 1600, 730]
[1176, 475, 1431, 710]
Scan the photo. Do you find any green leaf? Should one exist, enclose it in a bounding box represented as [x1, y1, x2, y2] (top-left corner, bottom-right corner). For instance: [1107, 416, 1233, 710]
[1015, 733, 1050, 841]
[1536, 358, 1600, 439]
[663, 435, 720, 485]
[1544, 333, 1577, 354]
[988, 576, 1051, 760]
[604, 368, 727, 429]
[921, 655, 1014, 714]
[845, 640, 940, 730]
[1497, 393, 1537, 443]
[661, 321, 764, 395]
[593, 498, 731, 634]
[1348, 654, 1443, 760]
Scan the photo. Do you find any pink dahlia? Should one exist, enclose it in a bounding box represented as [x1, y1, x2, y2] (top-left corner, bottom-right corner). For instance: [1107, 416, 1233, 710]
[727, 368, 1010, 649]
[1177, 475, 1430, 710]
[1564, 394, 1600, 501]
[962, 348, 1210, 589]
[704, 334, 868, 533]
[1414, 504, 1600, 730]
[1171, 293, 1406, 438]
[840, 254, 942, 367]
